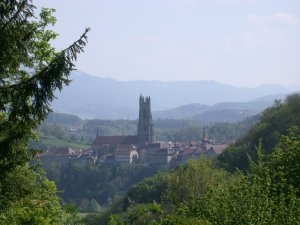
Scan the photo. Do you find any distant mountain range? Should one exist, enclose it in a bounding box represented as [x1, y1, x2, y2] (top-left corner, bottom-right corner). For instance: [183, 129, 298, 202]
[51, 71, 299, 121]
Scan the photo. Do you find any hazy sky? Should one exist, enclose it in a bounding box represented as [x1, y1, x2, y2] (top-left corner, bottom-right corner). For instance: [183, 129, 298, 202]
[35, 0, 300, 87]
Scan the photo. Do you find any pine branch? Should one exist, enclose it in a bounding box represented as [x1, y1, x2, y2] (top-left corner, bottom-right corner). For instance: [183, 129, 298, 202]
[0, 0, 34, 33]
[1, 27, 90, 91]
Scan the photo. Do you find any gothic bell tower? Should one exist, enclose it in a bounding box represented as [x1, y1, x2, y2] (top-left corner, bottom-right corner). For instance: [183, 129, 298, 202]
[138, 95, 154, 147]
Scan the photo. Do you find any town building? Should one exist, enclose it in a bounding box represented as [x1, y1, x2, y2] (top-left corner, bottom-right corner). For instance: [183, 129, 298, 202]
[140, 142, 175, 165]
[114, 144, 138, 165]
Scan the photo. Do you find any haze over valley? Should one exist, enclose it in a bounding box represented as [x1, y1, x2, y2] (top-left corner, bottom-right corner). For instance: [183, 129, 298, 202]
[51, 70, 299, 120]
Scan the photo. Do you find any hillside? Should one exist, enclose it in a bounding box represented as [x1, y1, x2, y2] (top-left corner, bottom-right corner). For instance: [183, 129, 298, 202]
[51, 71, 298, 119]
[218, 93, 300, 171]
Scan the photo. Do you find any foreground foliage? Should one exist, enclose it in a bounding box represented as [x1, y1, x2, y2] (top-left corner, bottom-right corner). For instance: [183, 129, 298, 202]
[98, 128, 300, 225]
[0, 165, 82, 225]
[0, 0, 88, 223]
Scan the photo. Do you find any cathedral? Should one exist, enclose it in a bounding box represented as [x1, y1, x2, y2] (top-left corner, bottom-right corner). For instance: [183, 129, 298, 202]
[92, 95, 154, 162]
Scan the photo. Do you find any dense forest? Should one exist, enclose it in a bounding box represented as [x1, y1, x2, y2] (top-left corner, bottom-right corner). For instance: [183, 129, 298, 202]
[43, 161, 165, 209]
[218, 94, 300, 171]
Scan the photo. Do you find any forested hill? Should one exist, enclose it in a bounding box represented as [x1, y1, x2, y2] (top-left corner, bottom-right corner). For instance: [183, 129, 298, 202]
[218, 93, 300, 172]
[51, 70, 298, 119]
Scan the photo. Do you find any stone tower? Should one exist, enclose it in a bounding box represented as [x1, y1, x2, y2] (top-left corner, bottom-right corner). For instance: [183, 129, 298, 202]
[202, 126, 209, 150]
[138, 95, 154, 147]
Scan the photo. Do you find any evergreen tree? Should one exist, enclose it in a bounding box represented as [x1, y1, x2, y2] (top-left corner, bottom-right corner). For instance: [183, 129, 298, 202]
[0, 0, 89, 223]
[0, 0, 89, 173]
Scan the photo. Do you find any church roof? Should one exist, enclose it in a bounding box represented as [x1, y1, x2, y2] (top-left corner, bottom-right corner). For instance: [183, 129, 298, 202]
[93, 135, 138, 145]
[114, 144, 137, 154]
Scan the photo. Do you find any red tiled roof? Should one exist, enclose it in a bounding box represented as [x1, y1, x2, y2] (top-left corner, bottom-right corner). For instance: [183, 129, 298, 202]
[93, 135, 138, 145]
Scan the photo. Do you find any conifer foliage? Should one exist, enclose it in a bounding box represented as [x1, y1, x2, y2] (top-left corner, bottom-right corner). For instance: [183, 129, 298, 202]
[0, 0, 89, 173]
[0, 1, 89, 223]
